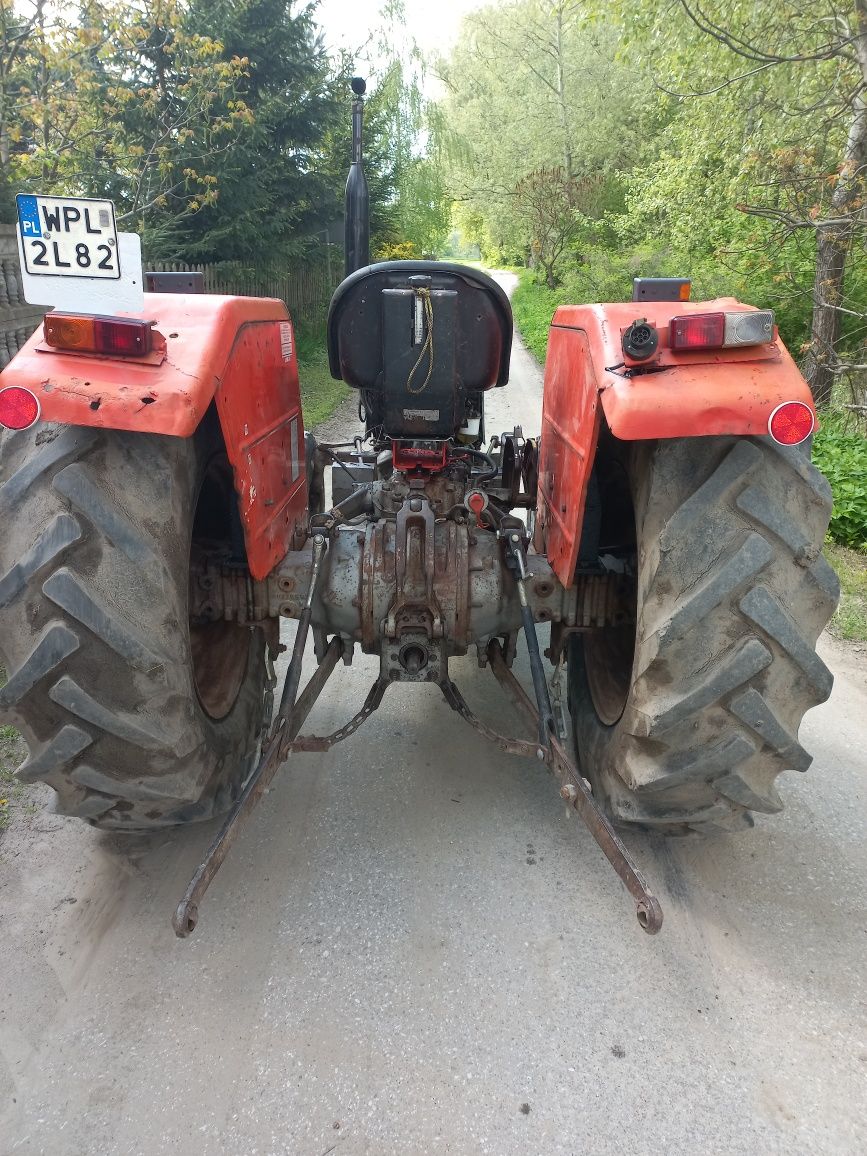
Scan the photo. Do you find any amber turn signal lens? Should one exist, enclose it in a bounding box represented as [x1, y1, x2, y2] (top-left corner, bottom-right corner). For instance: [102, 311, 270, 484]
[44, 314, 96, 350]
[43, 313, 152, 357]
[0, 385, 40, 430]
[768, 401, 815, 446]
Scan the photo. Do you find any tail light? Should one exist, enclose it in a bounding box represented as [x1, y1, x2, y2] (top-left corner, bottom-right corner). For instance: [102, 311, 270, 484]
[669, 310, 774, 351]
[669, 313, 724, 350]
[43, 313, 153, 357]
[769, 401, 815, 446]
[0, 385, 41, 430]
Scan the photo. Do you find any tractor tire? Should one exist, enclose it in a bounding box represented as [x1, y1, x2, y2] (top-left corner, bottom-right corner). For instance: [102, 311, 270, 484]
[567, 433, 839, 834]
[0, 411, 272, 830]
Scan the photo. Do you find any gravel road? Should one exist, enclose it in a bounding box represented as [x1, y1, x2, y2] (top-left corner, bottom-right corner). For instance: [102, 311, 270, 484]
[1, 273, 865, 1155]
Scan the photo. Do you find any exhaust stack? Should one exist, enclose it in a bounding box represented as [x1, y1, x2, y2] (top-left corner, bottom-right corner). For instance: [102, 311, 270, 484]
[344, 77, 370, 276]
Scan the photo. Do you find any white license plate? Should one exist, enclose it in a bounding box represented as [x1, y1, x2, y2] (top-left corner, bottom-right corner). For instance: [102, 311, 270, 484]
[16, 194, 120, 280]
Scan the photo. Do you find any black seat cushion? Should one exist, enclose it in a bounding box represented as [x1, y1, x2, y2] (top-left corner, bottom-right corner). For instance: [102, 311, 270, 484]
[327, 261, 512, 392]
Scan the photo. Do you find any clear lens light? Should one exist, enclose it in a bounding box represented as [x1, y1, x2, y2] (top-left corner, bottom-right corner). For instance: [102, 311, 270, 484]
[723, 311, 774, 346]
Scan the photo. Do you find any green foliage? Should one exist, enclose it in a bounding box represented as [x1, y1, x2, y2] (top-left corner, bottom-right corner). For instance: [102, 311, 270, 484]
[357, 40, 450, 257]
[812, 414, 867, 550]
[0, 2, 407, 271]
[510, 271, 559, 362]
[439, 2, 655, 268]
[171, 0, 345, 264]
[2, 1, 254, 247]
[294, 322, 350, 429]
[375, 240, 421, 260]
[438, 0, 867, 402]
[824, 544, 867, 643]
[514, 167, 604, 288]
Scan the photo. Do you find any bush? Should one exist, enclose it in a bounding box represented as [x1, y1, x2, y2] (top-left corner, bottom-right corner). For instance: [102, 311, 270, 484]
[812, 414, 867, 550]
[374, 241, 421, 261]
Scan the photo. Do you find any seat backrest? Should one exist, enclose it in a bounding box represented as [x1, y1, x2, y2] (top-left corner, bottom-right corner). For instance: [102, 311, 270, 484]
[327, 261, 512, 393]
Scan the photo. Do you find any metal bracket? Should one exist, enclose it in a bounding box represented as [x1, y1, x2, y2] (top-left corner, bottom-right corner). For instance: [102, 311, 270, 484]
[173, 643, 389, 938]
[386, 495, 444, 638]
[173, 619, 662, 938]
[173, 634, 343, 938]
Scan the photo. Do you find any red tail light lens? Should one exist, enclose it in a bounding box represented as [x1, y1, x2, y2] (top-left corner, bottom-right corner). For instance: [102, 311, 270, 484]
[768, 401, 815, 446]
[669, 313, 725, 350]
[95, 318, 152, 355]
[43, 313, 152, 357]
[0, 386, 40, 430]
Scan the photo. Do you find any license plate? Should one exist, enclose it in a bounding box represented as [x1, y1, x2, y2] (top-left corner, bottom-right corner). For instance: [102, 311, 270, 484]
[16, 194, 120, 280]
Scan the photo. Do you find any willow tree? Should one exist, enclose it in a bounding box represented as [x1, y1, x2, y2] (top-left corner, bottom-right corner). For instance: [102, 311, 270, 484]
[437, 0, 655, 262]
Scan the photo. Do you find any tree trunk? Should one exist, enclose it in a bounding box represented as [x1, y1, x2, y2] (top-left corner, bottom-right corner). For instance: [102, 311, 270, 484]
[803, 6, 867, 407]
[803, 225, 848, 408]
[555, 4, 572, 180]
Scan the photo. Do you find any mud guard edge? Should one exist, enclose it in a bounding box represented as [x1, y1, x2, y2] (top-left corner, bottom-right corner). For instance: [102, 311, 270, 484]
[0, 293, 308, 579]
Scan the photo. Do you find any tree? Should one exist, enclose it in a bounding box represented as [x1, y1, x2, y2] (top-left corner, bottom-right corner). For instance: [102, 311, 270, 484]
[2, 1, 252, 252]
[515, 166, 602, 287]
[436, 0, 654, 263]
[624, 0, 867, 406]
[365, 6, 451, 257]
[177, 0, 344, 264]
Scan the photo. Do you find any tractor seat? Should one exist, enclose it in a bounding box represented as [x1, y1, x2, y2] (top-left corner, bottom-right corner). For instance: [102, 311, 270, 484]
[327, 261, 512, 393]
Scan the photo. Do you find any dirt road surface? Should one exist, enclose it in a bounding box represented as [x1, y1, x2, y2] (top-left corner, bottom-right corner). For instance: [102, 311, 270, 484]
[2, 273, 866, 1155]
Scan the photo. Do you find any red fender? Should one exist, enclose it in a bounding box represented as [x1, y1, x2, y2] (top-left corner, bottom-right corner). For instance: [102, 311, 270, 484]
[0, 293, 307, 579]
[536, 298, 817, 587]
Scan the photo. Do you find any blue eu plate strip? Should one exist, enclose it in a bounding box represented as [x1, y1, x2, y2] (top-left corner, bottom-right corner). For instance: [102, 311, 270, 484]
[16, 194, 42, 238]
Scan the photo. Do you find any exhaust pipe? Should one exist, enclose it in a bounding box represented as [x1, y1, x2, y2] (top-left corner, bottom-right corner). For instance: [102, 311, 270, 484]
[344, 77, 370, 276]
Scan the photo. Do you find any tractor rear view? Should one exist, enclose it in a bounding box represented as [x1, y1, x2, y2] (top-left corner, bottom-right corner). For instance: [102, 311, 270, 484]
[0, 82, 837, 937]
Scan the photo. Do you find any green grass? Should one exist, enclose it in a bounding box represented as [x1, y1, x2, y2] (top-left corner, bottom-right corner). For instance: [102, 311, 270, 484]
[825, 544, 867, 642]
[297, 342, 350, 429]
[510, 270, 561, 364]
[0, 758, 29, 833]
[294, 322, 350, 430]
[812, 413, 867, 550]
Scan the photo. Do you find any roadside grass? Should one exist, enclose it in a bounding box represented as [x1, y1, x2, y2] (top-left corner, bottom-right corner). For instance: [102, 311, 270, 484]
[294, 321, 350, 429]
[825, 544, 867, 642]
[0, 672, 29, 833]
[510, 271, 559, 364]
[0, 744, 32, 833]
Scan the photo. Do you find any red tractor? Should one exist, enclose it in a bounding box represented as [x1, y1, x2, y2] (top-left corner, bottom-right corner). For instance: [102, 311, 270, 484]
[0, 83, 837, 936]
